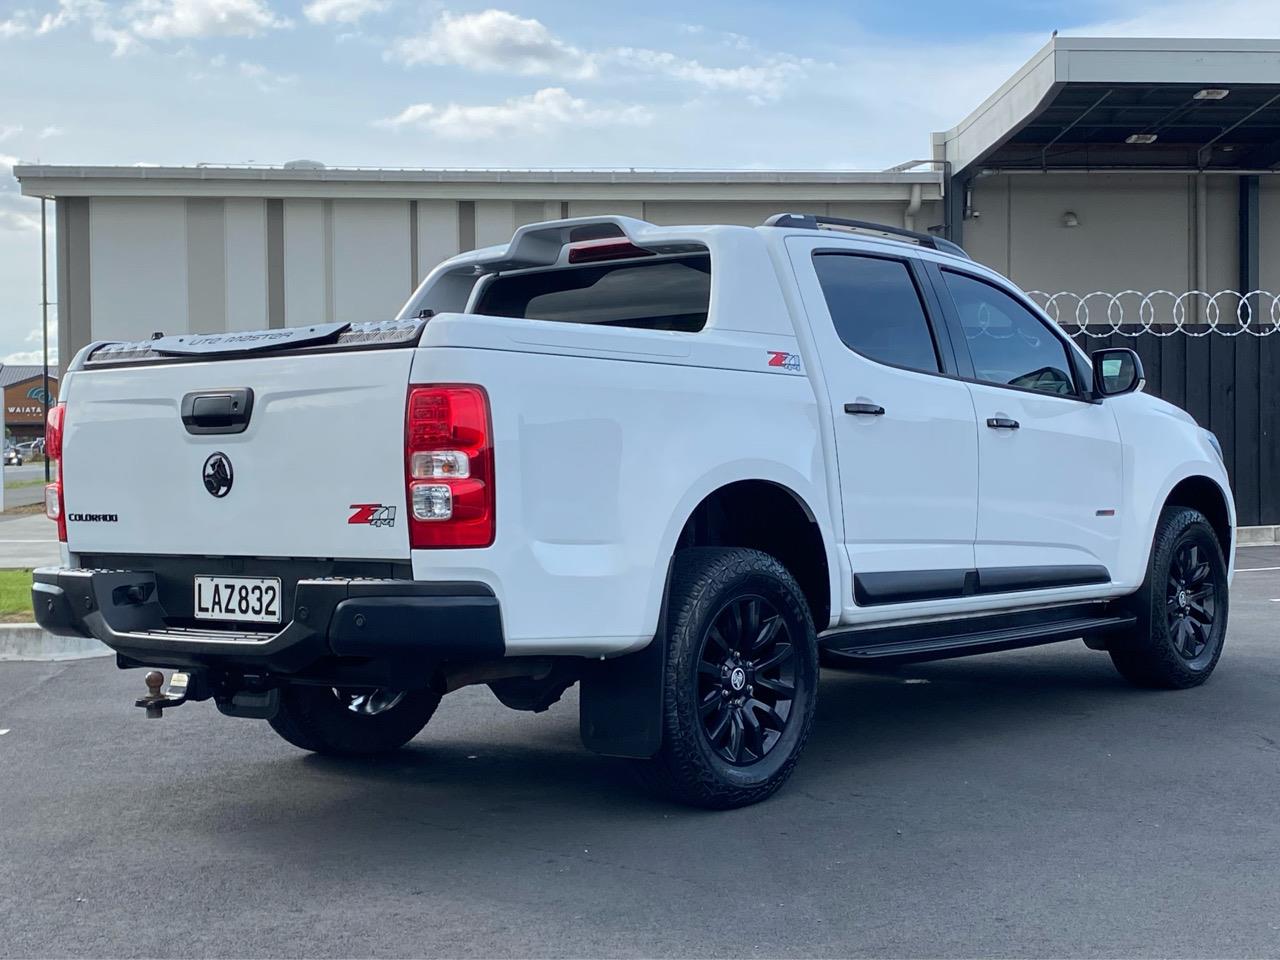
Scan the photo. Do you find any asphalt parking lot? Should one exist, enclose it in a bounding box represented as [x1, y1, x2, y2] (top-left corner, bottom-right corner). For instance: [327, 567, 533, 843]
[1, 548, 1278, 959]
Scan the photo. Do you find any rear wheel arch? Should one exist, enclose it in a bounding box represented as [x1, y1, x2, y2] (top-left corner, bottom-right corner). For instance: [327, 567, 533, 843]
[672, 479, 833, 631]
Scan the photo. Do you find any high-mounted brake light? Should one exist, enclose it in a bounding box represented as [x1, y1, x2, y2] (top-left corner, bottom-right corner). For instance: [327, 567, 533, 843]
[404, 385, 493, 548]
[45, 403, 66, 542]
[566, 238, 655, 264]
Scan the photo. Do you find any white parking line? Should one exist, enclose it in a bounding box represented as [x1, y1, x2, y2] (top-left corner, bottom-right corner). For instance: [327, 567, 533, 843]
[1237, 566, 1280, 573]
[0, 729, 9, 736]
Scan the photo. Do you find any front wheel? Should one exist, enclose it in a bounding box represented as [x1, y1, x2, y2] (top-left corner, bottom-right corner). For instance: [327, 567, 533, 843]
[638, 547, 818, 809]
[268, 684, 440, 756]
[1109, 506, 1229, 689]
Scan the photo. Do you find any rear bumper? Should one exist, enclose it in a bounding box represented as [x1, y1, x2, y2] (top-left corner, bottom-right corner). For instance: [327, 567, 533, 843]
[32, 566, 504, 673]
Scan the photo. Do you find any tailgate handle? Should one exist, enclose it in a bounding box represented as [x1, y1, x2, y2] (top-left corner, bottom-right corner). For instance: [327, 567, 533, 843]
[181, 389, 254, 435]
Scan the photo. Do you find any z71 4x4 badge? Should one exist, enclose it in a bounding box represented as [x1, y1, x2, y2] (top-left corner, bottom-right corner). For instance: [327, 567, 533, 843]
[348, 503, 397, 528]
[767, 350, 802, 372]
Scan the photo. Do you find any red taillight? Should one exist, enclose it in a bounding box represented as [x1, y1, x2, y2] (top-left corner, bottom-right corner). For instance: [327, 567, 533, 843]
[405, 385, 494, 548]
[45, 404, 66, 542]
[45, 403, 64, 460]
[566, 238, 655, 264]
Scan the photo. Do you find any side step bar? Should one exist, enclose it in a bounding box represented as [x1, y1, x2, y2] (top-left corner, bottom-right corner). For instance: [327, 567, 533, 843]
[820, 604, 1135, 666]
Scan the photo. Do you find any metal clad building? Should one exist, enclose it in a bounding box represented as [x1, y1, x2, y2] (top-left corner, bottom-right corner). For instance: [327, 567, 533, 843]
[16, 167, 942, 360]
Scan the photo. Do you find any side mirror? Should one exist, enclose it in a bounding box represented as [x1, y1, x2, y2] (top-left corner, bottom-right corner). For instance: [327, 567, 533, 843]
[1091, 347, 1145, 398]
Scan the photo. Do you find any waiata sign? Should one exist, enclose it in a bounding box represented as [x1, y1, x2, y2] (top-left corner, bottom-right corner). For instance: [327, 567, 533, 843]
[4, 377, 59, 425]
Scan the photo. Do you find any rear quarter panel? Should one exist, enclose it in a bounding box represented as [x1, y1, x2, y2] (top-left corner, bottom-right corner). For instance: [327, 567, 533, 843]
[407, 321, 834, 656]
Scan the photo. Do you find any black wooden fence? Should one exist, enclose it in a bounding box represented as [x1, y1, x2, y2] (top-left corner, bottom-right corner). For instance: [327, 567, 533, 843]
[1067, 325, 1279, 527]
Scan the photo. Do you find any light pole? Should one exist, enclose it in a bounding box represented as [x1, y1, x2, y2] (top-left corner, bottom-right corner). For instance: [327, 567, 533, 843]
[41, 195, 50, 483]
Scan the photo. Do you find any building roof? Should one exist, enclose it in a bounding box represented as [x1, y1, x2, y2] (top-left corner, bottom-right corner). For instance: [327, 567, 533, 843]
[0, 365, 57, 388]
[14, 165, 943, 203]
[933, 36, 1280, 175]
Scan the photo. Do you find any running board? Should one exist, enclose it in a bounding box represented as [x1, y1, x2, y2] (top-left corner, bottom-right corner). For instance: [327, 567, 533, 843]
[820, 604, 1135, 666]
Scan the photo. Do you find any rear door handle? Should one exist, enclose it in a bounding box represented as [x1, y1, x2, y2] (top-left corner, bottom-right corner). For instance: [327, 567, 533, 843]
[844, 402, 886, 416]
[986, 417, 1020, 430]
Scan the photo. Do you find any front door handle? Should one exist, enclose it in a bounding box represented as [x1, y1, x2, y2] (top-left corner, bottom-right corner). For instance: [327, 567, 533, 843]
[844, 402, 886, 416]
[986, 417, 1020, 430]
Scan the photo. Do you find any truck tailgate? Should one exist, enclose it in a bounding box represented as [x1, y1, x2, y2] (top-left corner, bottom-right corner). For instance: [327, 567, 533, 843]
[62, 350, 413, 560]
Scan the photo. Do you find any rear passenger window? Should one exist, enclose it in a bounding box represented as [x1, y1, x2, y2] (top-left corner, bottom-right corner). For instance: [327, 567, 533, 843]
[475, 254, 710, 332]
[812, 254, 940, 373]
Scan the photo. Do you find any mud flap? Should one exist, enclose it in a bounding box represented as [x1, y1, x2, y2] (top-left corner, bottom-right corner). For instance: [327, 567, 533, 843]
[578, 564, 670, 759]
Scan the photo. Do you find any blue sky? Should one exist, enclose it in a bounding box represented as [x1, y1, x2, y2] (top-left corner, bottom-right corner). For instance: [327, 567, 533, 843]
[0, 0, 1273, 364]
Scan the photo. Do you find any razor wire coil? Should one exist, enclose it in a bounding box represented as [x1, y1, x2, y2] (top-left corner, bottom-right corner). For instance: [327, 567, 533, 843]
[1027, 290, 1280, 338]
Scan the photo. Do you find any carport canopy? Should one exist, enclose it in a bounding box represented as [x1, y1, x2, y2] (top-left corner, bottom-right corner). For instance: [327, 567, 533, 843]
[933, 37, 1280, 175]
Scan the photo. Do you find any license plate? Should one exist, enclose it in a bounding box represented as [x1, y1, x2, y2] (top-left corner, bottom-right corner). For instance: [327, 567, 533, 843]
[194, 576, 282, 624]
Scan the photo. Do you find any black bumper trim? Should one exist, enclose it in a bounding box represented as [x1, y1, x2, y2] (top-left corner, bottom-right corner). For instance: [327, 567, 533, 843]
[32, 566, 504, 672]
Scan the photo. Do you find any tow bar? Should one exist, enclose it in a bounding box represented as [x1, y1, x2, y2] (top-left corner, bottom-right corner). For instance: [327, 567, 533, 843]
[135, 670, 191, 718]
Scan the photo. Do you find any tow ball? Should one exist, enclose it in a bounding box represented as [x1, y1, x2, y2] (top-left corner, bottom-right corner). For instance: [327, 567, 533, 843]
[135, 670, 191, 718]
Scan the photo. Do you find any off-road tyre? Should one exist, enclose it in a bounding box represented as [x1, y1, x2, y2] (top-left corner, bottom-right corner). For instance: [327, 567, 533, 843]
[268, 684, 441, 756]
[639, 547, 818, 809]
[1109, 506, 1229, 689]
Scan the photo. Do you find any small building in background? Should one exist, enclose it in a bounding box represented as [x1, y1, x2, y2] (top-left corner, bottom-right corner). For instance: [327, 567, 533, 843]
[1, 365, 58, 443]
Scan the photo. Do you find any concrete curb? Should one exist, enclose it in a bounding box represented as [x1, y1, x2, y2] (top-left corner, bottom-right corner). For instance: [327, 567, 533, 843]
[0, 624, 110, 662]
[1238, 525, 1279, 546]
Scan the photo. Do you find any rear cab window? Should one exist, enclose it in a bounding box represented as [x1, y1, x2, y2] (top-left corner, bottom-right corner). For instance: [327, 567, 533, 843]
[811, 252, 942, 374]
[474, 254, 711, 333]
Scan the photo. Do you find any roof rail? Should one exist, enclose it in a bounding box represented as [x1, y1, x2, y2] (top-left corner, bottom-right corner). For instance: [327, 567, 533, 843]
[762, 213, 970, 259]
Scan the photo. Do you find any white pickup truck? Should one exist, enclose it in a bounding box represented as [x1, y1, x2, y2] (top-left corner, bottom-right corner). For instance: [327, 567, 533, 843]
[34, 214, 1235, 808]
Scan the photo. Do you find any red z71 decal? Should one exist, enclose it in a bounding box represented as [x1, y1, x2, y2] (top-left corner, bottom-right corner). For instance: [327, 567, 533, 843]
[348, 504, 397, 528]
[767, 351, 802, 372]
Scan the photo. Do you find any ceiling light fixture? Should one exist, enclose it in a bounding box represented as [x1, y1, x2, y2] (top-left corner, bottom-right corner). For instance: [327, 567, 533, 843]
[1194, 88, 1230, 100]
[1126, 133, 1158, 144]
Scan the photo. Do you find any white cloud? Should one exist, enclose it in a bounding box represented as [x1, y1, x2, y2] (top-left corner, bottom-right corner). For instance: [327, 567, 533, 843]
[128, 0, 289, 40]
[95, 23, 141, 54]
[388, 9, 815, 102]
[611, 47, 808, 103]
[303, 0, 386, 26]
[0, 11, 33, 36]
[6, 0, 141, 53]
[38, 125, 63, 138]
[390, 9, 597, 79]
[36, 0, 83, 33]
[12, 327, 58, 362]
[0, 125, 22, 142]
[0, 154, 40, 233]
[378, 87, 651, 141]
[3, 347, 59, 365]
[237, 59, 295, 89]
[0, 210, 39, 233]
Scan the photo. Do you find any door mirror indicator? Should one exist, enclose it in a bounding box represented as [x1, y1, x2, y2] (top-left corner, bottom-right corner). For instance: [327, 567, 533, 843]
[1091, 348, 1144, 398]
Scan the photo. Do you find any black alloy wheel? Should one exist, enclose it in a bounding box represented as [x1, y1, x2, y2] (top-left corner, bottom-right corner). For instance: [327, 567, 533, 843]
[1109, 506, 1229, 689]
[1166, 541, 1217, 662]
[696, 595, 796, 765]
[641, 547, 818, 808]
